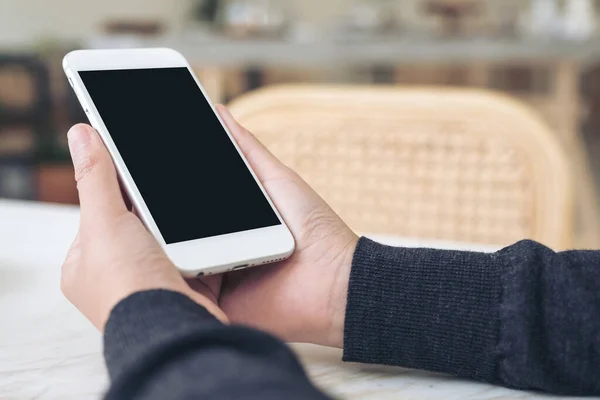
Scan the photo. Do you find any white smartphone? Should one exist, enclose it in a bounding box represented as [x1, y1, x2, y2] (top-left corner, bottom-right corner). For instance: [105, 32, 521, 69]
[63, 48, 294, 276]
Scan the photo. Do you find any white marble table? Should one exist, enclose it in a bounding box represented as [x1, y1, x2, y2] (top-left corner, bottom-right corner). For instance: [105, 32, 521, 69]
[0, 200, 588, 399]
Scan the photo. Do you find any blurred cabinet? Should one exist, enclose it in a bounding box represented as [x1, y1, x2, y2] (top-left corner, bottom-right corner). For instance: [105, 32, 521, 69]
[0, 55, 50, 200]
[0, 54, 78, 204]
[37, 164, 78, 204]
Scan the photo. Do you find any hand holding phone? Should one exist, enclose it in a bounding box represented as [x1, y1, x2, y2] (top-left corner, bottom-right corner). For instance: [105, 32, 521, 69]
[61, 123, 227, 330]
[63, 48, 294, 276]
[216, 106, 359, 349]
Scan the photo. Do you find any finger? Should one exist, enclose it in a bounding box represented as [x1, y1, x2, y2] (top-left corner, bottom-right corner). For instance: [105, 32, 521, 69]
[118, 175, 133, 211]
[67, 124, 127, 223]
[202, 274, 222, 299]
[185, 275, 221, 303]
[216, 105, 286, 180]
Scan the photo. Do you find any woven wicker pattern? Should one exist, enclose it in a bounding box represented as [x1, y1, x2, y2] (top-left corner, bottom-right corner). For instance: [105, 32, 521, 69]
[228, 85, 573, 249]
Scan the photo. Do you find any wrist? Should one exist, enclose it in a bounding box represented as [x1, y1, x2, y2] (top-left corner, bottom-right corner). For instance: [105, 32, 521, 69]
[322, 233, 358, 348]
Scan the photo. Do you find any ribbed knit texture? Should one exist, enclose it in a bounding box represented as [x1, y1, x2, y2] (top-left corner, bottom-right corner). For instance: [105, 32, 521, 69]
[104, 289, 223, 381]
[101, 239, 600, 398]
[496, 241, 600, 395]
[343, 237, 501, 381]
[343, 238, 600, 396]
[104, 290, 331, 400]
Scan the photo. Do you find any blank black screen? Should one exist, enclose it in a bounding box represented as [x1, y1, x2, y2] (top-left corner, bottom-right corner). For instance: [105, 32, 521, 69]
[79, 68, 280, 244]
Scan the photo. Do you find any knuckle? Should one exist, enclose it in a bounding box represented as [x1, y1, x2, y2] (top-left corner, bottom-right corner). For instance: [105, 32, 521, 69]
[302, 207, 337, 241]
[73, 153, 97, 183]
[59, 270, 71, 296]
[114, 212, 139, 231]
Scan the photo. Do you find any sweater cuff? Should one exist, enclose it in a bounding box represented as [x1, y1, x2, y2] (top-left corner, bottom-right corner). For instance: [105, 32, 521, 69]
[343, 237, 501, 382]
[104, 289, 222, 380]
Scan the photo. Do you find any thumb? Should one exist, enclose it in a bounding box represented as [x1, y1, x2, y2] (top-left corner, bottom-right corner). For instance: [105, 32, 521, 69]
[68, 124, 127, 223]
[216, 105, 287, 181]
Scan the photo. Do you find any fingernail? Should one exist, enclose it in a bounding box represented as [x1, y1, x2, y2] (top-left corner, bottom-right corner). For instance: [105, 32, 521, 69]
[67, 125, 91, 166]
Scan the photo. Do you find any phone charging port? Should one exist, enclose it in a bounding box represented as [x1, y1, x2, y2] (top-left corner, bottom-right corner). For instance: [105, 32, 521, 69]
[233, 264, 249, 271]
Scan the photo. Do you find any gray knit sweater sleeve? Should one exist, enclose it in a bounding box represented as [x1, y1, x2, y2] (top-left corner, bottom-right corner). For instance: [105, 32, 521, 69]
[343, 238, 600, 396]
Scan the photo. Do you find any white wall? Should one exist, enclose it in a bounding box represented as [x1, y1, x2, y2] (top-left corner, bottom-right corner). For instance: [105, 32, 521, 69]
[0, 0, 192, 46]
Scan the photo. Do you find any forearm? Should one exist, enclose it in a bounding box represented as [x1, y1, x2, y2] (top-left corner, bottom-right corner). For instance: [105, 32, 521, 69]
[104, 290, 331, 400]
[341, 238, 600, 396]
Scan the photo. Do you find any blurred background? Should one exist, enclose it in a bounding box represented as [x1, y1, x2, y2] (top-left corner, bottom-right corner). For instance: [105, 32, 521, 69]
[1, 0, 600, 248]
